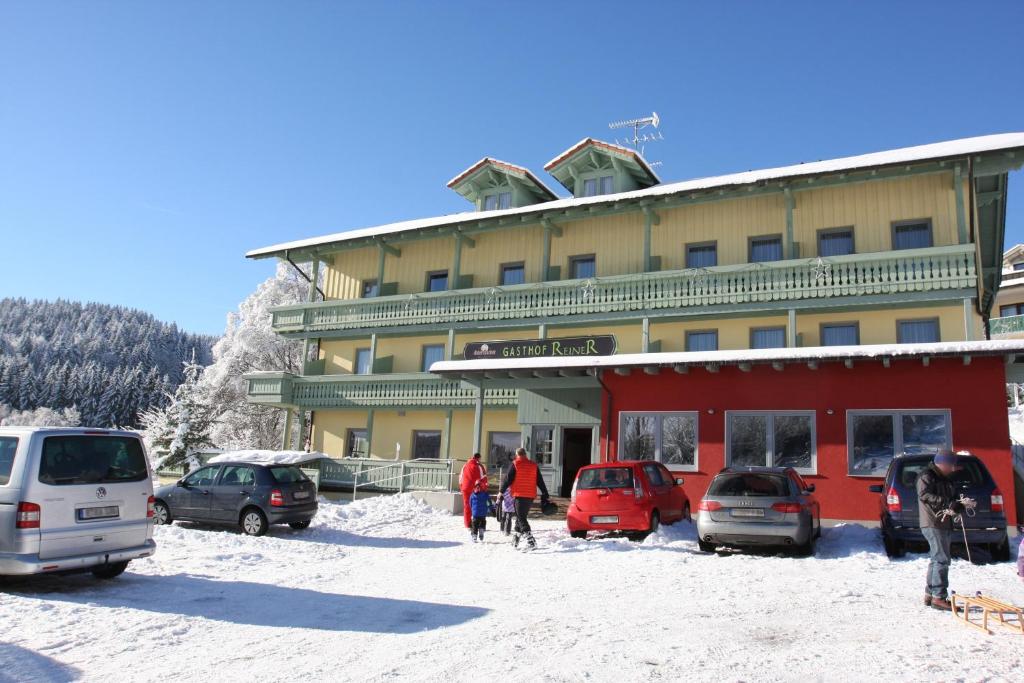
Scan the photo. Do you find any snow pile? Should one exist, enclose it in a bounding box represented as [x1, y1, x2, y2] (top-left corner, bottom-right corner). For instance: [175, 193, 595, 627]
[206, 449, 327, 465]
[1, 495, 1021, 681]
[1008, 407, 1024, 445]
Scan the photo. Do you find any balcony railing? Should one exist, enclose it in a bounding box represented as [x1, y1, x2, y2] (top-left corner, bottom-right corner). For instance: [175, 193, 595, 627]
[269, 245, 977, 334]
[245, 372, 518, 409]
[991, 314, 1024, 337]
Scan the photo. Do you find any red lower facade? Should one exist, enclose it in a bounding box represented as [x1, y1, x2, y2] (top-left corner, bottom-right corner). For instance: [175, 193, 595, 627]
[598, 355, 1018, 526]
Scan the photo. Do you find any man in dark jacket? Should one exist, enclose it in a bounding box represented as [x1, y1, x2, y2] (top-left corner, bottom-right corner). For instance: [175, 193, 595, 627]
[500, 447, 550, 550]
[916, 451, 965, 610]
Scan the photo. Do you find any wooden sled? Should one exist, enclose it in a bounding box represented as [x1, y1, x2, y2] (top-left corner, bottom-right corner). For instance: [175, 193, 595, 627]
[950, 592, 1024, 635]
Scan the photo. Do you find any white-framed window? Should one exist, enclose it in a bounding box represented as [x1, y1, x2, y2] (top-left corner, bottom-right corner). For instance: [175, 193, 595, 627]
[582, 175, 613, 197]
[531, 426, 554, 465]
[361, 279, 379, 298]
[725, 411, 816, 474]
[346, 428, 368, 458]
[355, 348, 372, 375]
[618, 411, 698, 471]
[847, 409, 951, 477]
[483, 191, 511, 211]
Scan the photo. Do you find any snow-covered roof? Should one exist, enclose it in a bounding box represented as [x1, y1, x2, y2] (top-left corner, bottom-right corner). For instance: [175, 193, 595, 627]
[543, 137, 661, 183]
[429, 340, 1024, 376]
[206, 450, 328, 466]
[247, 132, 1024, 259]
[445, 157, 558, 199]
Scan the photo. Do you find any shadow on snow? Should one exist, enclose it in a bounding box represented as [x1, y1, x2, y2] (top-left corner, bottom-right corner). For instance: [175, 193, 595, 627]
[170, 520, 462, 550]
[0, 642, 81, 683]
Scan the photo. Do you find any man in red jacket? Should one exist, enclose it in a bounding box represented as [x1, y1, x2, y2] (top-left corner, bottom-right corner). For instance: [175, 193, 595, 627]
[459, 453, 485, 535]
[500, 447, 550, 550]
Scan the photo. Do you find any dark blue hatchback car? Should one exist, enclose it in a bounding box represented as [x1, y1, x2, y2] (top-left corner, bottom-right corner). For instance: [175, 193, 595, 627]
[868, 453, 1009, 561]
[153, 461, 317, 536]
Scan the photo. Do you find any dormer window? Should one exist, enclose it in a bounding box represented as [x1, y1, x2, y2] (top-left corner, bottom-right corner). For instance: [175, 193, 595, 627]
[447, 158, 557, 211]
[546, 138, 659, 199]
[483, 191, 512, 211]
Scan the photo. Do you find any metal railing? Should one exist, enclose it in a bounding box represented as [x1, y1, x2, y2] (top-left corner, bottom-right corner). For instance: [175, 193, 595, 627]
[991, 314, 1024, 337]
[269, 245, 977, 334]
[308, 457, 454, 495]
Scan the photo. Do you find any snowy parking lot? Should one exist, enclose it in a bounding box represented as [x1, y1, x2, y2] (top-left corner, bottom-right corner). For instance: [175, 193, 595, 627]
[1, 494, 1021, 682]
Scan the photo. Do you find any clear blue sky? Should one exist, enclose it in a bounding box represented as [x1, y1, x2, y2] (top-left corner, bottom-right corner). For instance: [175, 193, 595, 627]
[1, 1, 1022, 335]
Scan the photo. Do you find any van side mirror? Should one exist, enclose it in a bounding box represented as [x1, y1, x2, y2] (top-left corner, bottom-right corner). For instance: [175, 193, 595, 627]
[868, 484, 884, 494]
[674, 477, 684, 485]
[803, 484, 815, 493]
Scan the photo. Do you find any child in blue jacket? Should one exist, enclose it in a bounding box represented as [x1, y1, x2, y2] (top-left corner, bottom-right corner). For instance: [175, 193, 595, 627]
[469, 477, 491, 542]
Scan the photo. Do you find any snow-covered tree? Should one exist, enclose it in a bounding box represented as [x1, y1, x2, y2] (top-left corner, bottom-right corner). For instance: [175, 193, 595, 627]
[141, 353, 215, 469]
[198, 262, 312, 450]
[0, 403, 81, 427]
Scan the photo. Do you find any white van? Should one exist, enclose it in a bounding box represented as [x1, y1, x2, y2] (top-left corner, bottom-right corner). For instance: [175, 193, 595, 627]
[0, 427, 156, 578]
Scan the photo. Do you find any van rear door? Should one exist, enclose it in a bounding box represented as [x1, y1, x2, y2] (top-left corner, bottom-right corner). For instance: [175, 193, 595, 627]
[0, 435, 24, 553]
[35, 433, 153, 561]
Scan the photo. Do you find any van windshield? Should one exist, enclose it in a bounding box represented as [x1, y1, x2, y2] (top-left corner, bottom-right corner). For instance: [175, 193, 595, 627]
[39, 435, 149, 486]
[577, 467, 634, 489]
[0, 437, 17, 485]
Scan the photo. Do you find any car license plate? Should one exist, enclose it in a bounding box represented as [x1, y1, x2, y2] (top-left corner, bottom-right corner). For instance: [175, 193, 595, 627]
[590, 515, 619, 524]
[731, 508, 765, 517]
[293, 491, 310, 500]
[78, 505, 119, 520]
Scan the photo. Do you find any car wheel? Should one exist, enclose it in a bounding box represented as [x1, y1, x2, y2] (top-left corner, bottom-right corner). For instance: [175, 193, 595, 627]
[992, 538, 1011, 562]
[697, 539, 716, 553]
[882, 533, 905, 558]
[241, 508, 268, 536]
[92, 561, 129, 580]
[288, 520, 311, 530]
[795, 534, 816, 558]
[152, 501, 172, 526]
[570, 530, 587, 539]
[683, 503, 692, 524]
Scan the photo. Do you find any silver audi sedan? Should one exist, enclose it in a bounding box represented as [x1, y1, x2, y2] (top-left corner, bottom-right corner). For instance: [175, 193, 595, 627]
[696, 467, 821, 556]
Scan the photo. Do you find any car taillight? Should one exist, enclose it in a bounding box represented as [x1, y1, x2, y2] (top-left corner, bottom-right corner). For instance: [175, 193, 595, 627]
[698, 499, 722, 512]
[771, 502, 803, 514]
[16, 502, 41, 529]
[991, 488, 1004, 514]
[270, 489, 285, 507]
[570, 480, 578, 504]
[633, 481, 645, 499]
[885, 487, 901, 513]
[147, 495, 156, 518]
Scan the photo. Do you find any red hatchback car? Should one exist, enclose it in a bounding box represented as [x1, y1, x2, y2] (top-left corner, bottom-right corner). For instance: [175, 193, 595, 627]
[567, 461, 691, 540]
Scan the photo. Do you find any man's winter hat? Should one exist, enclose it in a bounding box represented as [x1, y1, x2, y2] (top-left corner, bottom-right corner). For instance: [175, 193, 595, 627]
[934, 450, 956, 466]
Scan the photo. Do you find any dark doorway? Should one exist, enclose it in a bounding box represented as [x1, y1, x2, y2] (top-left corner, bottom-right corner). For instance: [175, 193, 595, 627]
[560, 428, 593, 497]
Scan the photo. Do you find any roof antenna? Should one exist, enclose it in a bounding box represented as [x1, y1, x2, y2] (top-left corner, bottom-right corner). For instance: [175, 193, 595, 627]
[608, 112, 664, 167]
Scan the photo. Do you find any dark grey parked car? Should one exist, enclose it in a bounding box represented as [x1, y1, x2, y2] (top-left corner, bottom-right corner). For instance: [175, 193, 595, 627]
[696, 467, 821, 555]
[153, 461, 317, 536]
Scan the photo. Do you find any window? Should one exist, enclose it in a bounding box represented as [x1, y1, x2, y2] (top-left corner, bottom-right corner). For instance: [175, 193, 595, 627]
[269, 466, 309, 483]
[219, 465, 255, 487]
[685, 330, 718, 352]
[421, 344, 445, 372]
[1014, 263, 1024, 272]
[897, 319, 940, 344]
[412, 430, 442, 459]
[577, 467, 633, 490]
[892, 220, 933, 250]
[531, 426, 554, 465]
[818, 227, 854, 257]
[750, 327, 786, 349]
[709, 472, 791, 497]
[182, 465, 219, 488]
[749, 235, 783, 263]
[726, 412, 816, 474]
[488, 432, 520, 470]
[1000, 304, 1024, 317]
[847, 410, 951, 477]
[820, 322, 859, 346]
[619, 412, 698, 470]
[355, 348, 372, 375]
[361, 279, 379, 298]
[500, 262, 525, 286]
[582, 175, 613, 197]
[642, 463, 665, 486]
[483, 191, 511, 211]
[346, 428, 368, 458]
[426, 270, 449, 292]
[0, 437, 17, 486]
[569, 254, 596, 279]
[39, 435, 149, 486]
[686, 242, 718, 268]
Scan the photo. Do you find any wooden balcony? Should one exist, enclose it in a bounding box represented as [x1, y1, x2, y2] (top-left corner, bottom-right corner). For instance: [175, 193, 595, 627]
[245, 371, 518, 409]
[269, 245, 978, 336]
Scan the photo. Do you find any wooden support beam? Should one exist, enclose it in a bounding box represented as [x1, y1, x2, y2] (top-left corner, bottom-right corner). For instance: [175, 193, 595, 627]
[844, 359, 854, 369]
[784, 188, 796, 258]
[614, 367, 632, 376]
[922, 356, 930, 367]
[953, 164, 968, 244]
[807, 361, 818, 370]
[673, 364, 689, 374]
[738, 363, 752, 372]
[962, 356, 972, 366]
[771, 362, 784, 372]
[643, 366, 660, 375]
[882, 357, 891, 368]
[704, 364, 719, 374]
[377, 240, 401, 257]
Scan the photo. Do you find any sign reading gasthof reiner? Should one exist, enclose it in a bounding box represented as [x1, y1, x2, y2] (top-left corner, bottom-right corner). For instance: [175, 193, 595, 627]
[463, 335, 616, 360]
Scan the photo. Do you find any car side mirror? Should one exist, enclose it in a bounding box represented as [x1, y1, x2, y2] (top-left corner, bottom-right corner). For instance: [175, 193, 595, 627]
[674, 477, 684, 485]
[803, 484, 815, 493]
[177, 480, 189, 488]
[868, 484, 883, 494]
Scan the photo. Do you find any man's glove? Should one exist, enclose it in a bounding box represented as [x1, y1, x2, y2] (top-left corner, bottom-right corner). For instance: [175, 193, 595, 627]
[950, 500, 965, 514]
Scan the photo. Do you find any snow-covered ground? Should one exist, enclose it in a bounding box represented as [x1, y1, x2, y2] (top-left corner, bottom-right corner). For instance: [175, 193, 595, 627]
[2, 495, 1021, 682]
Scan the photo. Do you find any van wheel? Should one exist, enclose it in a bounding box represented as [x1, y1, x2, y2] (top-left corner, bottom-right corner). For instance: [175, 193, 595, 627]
[92, 561, 129, 580]
[697, 539, 716, 553]
[152, 501, 172, 525]
[289, 520, 311, 530]
[241, 508, 268, 536]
